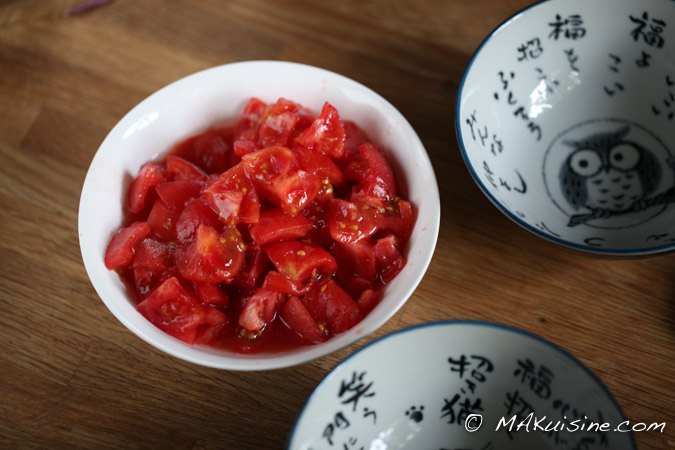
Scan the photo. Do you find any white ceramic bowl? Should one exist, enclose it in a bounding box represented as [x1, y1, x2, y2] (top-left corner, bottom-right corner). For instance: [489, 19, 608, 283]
[289, 321, 636, 450]
[78, 61, 440, 370]
[457, 0, 675, 256]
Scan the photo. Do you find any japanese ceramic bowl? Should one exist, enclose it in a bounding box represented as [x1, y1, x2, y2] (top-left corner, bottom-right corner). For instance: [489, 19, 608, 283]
[456, 0, 675, 256]
[78, 61, 439, 370]
[289, 321, 636, 450]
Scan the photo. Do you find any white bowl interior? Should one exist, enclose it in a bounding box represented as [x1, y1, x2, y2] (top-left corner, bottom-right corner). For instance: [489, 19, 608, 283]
[79, 61, 440, 370]
[289, 322, 635, 450]
[457, 0, 675, 255]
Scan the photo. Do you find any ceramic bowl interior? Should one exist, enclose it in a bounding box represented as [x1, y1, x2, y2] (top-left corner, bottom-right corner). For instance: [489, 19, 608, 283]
[78, 61, 440, 370]
[289, 321, 635, 450]
[457, 0, 675, 255]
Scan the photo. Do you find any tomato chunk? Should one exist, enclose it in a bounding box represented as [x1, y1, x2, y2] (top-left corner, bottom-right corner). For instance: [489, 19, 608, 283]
[249, 210, 313, 245]
[264, 240, 337, 283]
[147, 199, 180, 242]
[374, 235, 406, 283]
[263, 271, 309, 296]
[174, 224, 245, 283]
[127, 163, 166, 214]
[379, 199, 413, 241]
[327, 198, 381, 244]
[346, 142, 397, 200]
[242, 147, 320, 214]
[175, 198, 221, 244]
[203, 162, 259, 225]
[194, 283, 229, 308]
[156, 181, 203, 211]
[304, 280, 361, 334]
[166, 155, 208, 182]
[296, 102, 346, 158]
[137, 277, 229, 345]
[280, 296, 325, 343]
[133, 238, 173, 297]
[238, 288, 285, 336]
[333, 238, 377, 281]
[104, 221, 152, 270]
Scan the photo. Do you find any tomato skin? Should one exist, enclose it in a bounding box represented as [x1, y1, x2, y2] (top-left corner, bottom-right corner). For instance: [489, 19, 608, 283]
[346, 142, 397, 200]
[249, 209, 313, 245]
[174, 224, 245, 283]
[280, 295, 325, 343]
[374, 235, 406, 283]
[335, 120, 367, 169]
[136, 277, 229, 345]
[104, 221, 152, 270]
[291, 144, 346, 189]
[147, 199, 180, 242]
[304, 280, 361, 334]
[127, 163, 166, 214]
[264, 240, 337, 283]
[238, 288, 285, 335]
[327, 198, 381, 244]
[155, 181, 203, 211]
[166, 155, 208, 183]
[333, 238, 377, 281]
[296, 102, 346, 158]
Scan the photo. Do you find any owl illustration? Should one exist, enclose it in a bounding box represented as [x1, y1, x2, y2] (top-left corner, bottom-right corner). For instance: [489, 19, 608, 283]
[559, 126, 661, 214]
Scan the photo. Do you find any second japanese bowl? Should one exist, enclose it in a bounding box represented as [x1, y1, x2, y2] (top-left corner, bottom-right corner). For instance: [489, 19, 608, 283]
[79, 61, 440, 370]
[456, 0, 675, 256]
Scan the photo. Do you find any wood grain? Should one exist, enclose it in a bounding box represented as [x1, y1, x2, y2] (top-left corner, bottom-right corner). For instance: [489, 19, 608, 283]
[0, 0, 673, 449]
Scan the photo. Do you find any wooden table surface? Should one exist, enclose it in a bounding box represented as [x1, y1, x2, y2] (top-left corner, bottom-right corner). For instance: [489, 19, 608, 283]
[1, 0, 673, 448]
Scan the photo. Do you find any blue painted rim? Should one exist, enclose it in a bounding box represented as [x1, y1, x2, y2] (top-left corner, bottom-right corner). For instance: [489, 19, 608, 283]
[454, 0, 675, 256]
[287, 320, 637, 450]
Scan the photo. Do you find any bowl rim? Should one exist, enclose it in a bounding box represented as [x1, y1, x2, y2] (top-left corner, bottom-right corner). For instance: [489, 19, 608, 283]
[287, 319, 637, 450]
[454, 0, 675, 257]
[78, 60, 441, 371]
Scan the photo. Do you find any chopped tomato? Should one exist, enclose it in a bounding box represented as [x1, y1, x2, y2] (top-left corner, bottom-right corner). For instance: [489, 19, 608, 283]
[147, 199, 180, 242]
[174, 224, 245, 283]
[104, 221, 152, 270]
[233, 244, 270, 289]
[304, 280, 361, 334]
[332, 238, 377, 281]
[194, 283, 229, 308]
[296, 102, 346, 158]
[166, 155, 208, 182]
[280, 296, 325, 343]
[356, 289, 379, 315]
[264, 240, 337, 283]
[233, 97, 267, 143]
[335, 120, 367, 169]
[249, 209, 313, 245]
[155, 181, 203, 211]
[291, 144, 346, 189]
[136, 277, 228, 345]
[378, 199, 413, 240]
[133, 238, 173, 297]
[127, 163, 166, 214]
[262, 271, 309, 296]
[175, 198, 222, 244]
[238, 288, 285, 336]
[374, 235, 406, 283]
[242, 147, 320, 214]
[203, 163, 260, 224]
[327, 198, 381, 244]
[346, 142, 397, 200]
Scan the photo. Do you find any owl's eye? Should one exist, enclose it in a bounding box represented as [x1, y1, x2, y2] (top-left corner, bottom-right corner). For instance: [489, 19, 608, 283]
[569, 149, 602, 176]
[609, 144, 640, 171]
